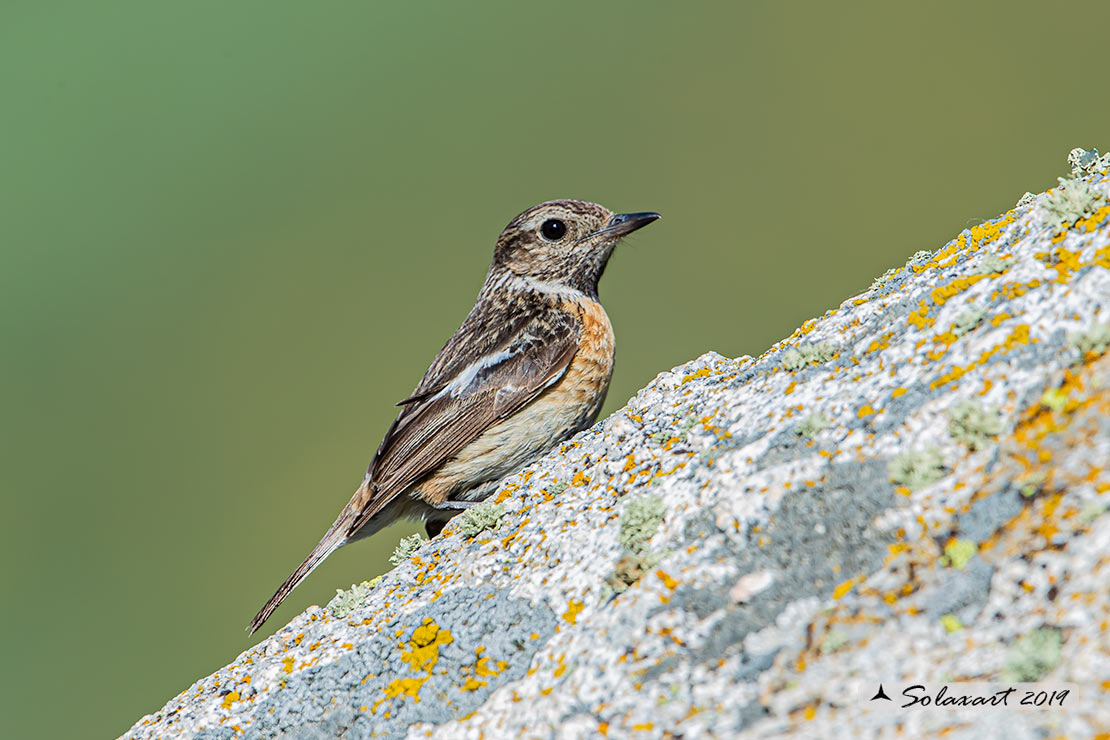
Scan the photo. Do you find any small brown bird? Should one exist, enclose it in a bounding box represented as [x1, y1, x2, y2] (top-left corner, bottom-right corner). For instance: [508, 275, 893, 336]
[249, 200, 659, 633]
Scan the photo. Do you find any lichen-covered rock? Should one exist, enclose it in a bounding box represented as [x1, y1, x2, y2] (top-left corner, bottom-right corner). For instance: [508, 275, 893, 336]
[123, 158, 1110, 740]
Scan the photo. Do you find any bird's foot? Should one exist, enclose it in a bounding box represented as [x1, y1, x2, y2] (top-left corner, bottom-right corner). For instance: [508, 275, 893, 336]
[433, 500, 479, 511]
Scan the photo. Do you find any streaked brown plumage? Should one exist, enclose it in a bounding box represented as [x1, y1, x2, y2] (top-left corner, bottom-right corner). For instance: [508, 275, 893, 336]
[249, 200, 659, 634]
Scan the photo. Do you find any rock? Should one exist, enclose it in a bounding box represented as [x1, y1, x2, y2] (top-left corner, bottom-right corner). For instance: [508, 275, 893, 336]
[122, 157, 1110, 739]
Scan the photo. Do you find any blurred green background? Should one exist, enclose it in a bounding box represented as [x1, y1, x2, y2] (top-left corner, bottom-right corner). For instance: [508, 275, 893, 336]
[2, 1, 1108, 737]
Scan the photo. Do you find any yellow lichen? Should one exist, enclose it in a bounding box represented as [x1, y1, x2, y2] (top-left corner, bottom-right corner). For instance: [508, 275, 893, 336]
[681, 367, 712, 383]
[931, 324, 1031, 389]
[400, 618, 453, 673]
[221, 690, 240, 709]
[832, 579, 855, 599]
[383, 677, 425, 702]
[656, 569, 679, 590]
[907, 301, 935, 330]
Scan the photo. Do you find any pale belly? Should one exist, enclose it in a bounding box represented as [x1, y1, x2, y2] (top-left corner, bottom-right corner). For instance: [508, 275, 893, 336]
[417, 297, 614, 504]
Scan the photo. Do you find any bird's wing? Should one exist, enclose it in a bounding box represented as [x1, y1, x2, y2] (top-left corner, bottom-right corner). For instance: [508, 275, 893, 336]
[350, 305, 581, 531]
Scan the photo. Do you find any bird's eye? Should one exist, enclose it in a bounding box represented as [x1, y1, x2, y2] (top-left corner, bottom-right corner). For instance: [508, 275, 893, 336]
[540, 219, 567, 241]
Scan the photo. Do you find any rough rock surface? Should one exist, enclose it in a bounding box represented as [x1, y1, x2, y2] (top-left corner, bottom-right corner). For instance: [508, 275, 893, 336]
[124, 158, 1110, 739]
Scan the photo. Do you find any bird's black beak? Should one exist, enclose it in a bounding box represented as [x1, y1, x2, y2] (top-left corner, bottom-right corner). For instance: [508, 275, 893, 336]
[600, 211, 661, 238]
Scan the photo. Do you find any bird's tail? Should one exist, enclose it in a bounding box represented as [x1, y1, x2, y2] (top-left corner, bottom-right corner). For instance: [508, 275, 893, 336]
[248, 505, 356, 635]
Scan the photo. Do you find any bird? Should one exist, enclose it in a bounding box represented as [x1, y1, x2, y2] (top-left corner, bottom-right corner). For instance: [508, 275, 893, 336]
[249, 199, 659, 634]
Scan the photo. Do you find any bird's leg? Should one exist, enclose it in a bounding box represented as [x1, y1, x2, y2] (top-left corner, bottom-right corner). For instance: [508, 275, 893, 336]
[424, 499, 480, 538]
[433, 500, 480, 511]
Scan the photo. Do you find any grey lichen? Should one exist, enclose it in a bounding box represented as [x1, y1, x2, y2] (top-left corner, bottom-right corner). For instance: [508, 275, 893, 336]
[795, 412, 832, 438]
[455, 501, 506, 538]
[1040, 176, 1107, 226]
[1002, 627, 1063, 682]
[947, 400, 1003, 451]
[970, 254, 1015, 276]
[388, 533, 426, 566]
[888, 448, 946, 491]
[1070, 323, 1110, 359]
[949, 309, 985, 338]
[329, 577, 383, 619]
[780, 342, 836, 371]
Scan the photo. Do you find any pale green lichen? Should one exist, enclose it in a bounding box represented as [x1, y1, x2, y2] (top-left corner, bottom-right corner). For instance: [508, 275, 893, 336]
[780, 342, 836, 371]
[1070, 323, 1110, 359]
[1002, 628, 1062, 682]
[455, 501, 505, 538]
[698, 446, 726, 466]
[546, 481, 569, 496]
[888, 448, 946, 491]
[940, 539, 977, 570]
[676, 414, 700, 440]
[329, 577, 383, 618]
[908, 250, 933, 265]
[1015, 191, 1038, 208]
[947, 400, 1003, 451]
[620, 495, 666, 556]
[1079, 501, 1108, 523]
[389, 533, 426, 565]
[1018, 471, 1046, 499]
[821, 630, 849, 654]
[1040, 387, 1070, 413]
[795, 412, 832, 438]
[970, 254, 1015, 276]
[939, 614, 964, 633]
[1068, 147, 1110, 177]
[869, 266, 901, 292]
[949, 309, 985, 338]
[1040, 176, 1107, 226]
[606, 495, 668, 594]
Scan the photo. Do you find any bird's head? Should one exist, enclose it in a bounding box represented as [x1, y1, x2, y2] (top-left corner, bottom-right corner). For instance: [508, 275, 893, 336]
[491, 200, 659, 299]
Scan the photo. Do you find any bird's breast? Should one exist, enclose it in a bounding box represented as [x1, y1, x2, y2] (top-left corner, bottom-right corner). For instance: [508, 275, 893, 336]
[554, 296, 615, 419]
[417, 298, 614, 503]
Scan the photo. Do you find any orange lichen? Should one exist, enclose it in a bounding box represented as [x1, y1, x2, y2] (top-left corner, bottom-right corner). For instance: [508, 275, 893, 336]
[931, 324, 1032, 389]
[656, 569, 679, 590]
[907, 301, 935, 330]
